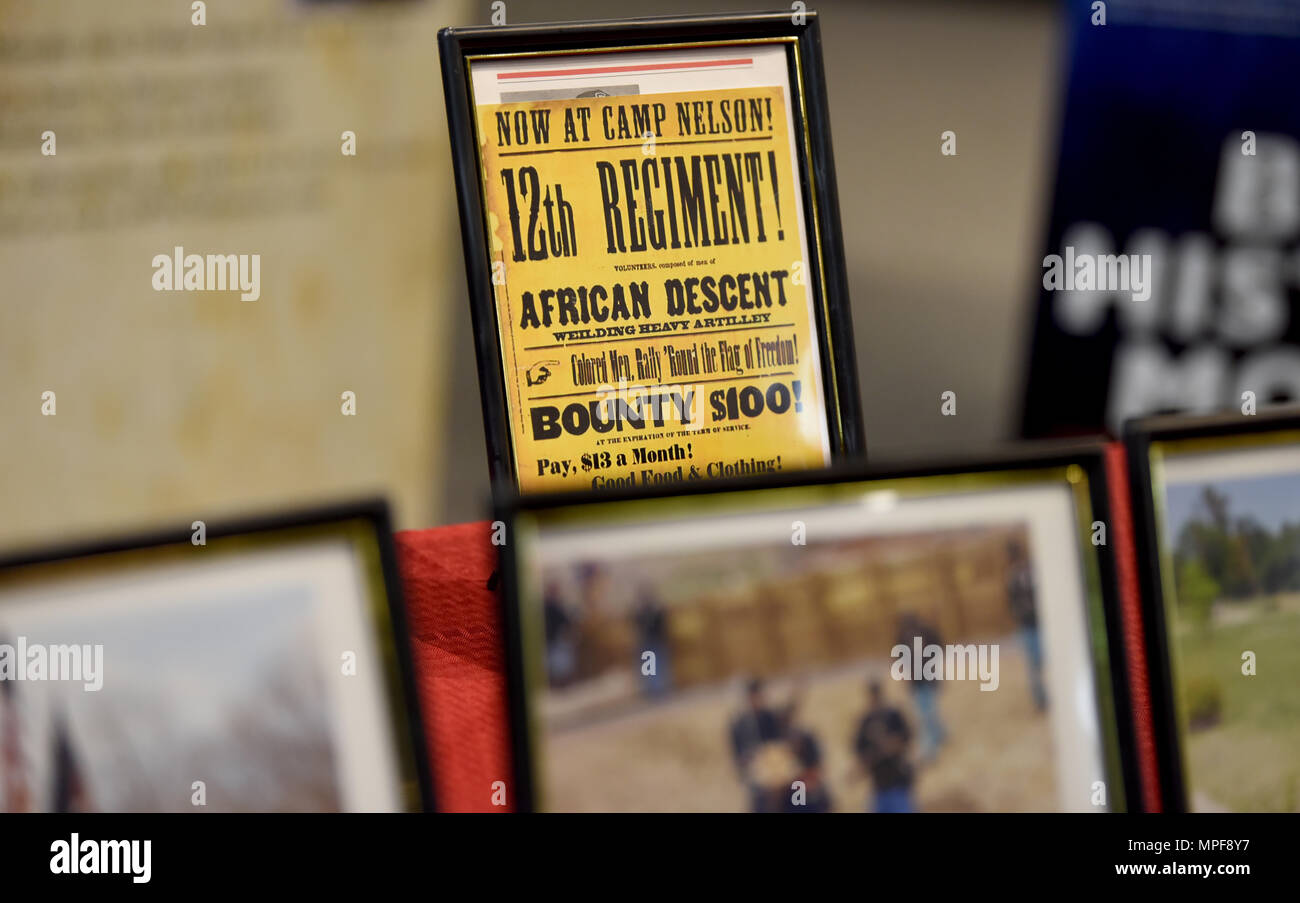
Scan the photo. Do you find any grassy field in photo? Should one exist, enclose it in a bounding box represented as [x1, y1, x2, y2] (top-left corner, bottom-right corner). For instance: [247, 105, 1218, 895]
[1178, 595, 1300, 812]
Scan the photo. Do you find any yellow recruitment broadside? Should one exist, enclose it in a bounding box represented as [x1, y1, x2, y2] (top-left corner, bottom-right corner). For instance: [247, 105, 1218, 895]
[476, 84, 831, 493]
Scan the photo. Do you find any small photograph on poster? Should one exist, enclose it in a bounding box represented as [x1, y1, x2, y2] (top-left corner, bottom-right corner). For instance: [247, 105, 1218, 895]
[1155, 441, 1300, 812]
[500, 85, 640, 101]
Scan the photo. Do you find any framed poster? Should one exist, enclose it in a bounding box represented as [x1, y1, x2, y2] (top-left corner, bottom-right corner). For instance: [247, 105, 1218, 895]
[0, 501, 433, 813]
[1126, 407, 1300, 812]
[440, 12, 863, 495]
[499, 444, 1140, 812]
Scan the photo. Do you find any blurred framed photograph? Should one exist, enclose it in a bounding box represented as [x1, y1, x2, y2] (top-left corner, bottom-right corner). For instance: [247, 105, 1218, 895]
[439, 12, 862, 496]
[0, 501, 432, 813]
[1126, 407, 1300, 812]
[500, 444, 1139, 812]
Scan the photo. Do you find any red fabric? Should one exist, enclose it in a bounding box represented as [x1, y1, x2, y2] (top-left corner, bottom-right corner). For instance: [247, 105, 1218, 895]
[1105, 442, 1162, 812]
[395, 522, 512, 812]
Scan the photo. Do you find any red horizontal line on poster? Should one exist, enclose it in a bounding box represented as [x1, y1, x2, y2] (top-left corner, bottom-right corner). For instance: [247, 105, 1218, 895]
[498, 58, 753, 80]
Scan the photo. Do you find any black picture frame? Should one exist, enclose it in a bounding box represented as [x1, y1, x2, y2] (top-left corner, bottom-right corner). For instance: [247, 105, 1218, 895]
[0, 498, 436, 814]
[497, 441, 1142, 812]
[439, 11, 864, 495]
[1124, 405, 1300, 812]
